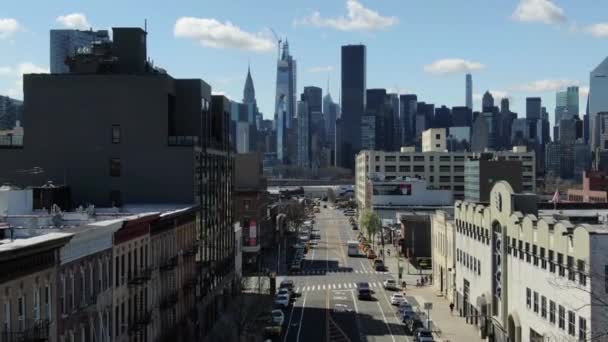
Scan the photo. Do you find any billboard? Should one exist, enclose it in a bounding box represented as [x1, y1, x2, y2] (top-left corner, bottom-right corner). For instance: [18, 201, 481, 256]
[372, 183, 412, 196]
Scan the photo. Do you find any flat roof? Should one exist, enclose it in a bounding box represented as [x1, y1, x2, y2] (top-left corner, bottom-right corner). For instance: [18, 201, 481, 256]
[0, 232, 72, 253]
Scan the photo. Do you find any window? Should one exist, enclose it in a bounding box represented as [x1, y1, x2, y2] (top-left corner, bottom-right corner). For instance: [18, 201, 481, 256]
[578, 259, 586, 286]
[33, 286, 40, 321]
[115, 256, 120, 287]
[605, 265, 608, 293]
[533, 291, 538, 313]
[518, 240, 524, 260]
[558, 253, 565, 276]
[18, 296, 24, 330]
[568, 311, 575, 336]
[440, 156, 450, 162]
[526, 288, 531, 308]
[110, 158, 121, 177]
[579, 317, 587, 340]
[435, 144, 440, 148]
[80, 269, 86, 305]
[399, 165, 410, 172]
[567, 256, 575, 281]
[385, 165, 396, 172]
[532, 245, 538, 266]
[243, 199, 251, 210]
[70, 272, 75, 310]
[121, 302, 125, 333]
[440, 165, 450, 172]
[435, 134, 441, 139]
[98, 260, 103, 294]
[115, 306, 119, 337]
[439, 176, 450, 182]
[111, 125, 121, 144]
[399, 156, 410, 162]
[414, 156, 425, 162]
[549, 250, 555, 273]
[558, 305, 565, 329]
[549, 300, 556, 324]
[454, 156, 464, 161]
[375, 156, 379, 161]
[385, 156, 396, 162]
[429, 165, 434, 172]
[454, 165, 464, 172]
[541, 296, 547, 319]
[413, 165, 425, 172]
[45, 284, 51, 320]
[60, 276, 66, 314]
[375, 166, 380, 172]
[540, 247, 546, 269]
[525, 243, 531, 263]
[121, 255, 125, 284]
[3, 301, 10, 335]
[477, 260, 481, 275]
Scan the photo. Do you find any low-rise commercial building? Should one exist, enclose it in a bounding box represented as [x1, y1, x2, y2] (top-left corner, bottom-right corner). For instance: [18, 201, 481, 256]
[447, 181, 608, 341]
[464, 157, 523, 203]
[362, 177, 453, 211]
[568, 170, 608, 202]
[356, 147, 535, 204]
[431, 210, 456, 304]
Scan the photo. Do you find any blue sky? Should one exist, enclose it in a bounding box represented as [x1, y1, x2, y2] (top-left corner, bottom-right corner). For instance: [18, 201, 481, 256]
[1, 0, 607, 127]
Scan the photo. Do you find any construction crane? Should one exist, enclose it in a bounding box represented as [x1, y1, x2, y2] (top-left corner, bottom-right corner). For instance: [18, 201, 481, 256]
[270, 28, 282, 60]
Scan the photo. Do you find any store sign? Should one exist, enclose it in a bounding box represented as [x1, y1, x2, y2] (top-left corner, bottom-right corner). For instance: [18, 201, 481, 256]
[373, 183, 412, 196]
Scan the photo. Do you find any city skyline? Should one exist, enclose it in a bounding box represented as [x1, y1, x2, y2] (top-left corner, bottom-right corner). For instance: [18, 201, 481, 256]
[1, 0, 608, 125]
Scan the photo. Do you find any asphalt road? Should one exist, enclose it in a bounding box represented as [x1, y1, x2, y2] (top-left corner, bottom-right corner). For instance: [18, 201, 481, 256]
[278, 206, 413, 342]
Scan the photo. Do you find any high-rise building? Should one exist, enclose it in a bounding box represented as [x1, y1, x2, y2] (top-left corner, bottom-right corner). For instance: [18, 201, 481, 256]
[590, 57, 608, 151]
[464, 157, 523, 202]
[323, 89, 338, 149]
[400, 94, 417, 146]
[555, 86, 579, 126]
[303, 86, 322, 114]
[365, 89, 393, 151]
[339, 44, 366, 170]
[0, 95, 23, 130]
[434, 105, 452, 129]
[500, 98, 510, 113]
[50, 29, 110, 73]
[388, 93, 400, 150]
[297, 97, 311, 168]
[243, 65, 257, 107]
[526, 97, 542, 121]
[482, 91, 494, 113]
[466, 73, 473, 110]
[452, 106, 472, 127]
[274, 40, 297, 130]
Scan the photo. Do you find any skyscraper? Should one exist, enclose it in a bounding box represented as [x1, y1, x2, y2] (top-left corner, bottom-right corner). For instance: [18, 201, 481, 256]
[297, 97, 311, 168]
[500, 98, 510, 114]
[434, 105, 452, 129]
[274, 40, 297, 129]
[303, 86, 322, 114]
[274, 40, 297, 164]
[452, 106, 472, 127]
[589, 56, 608, 151]
[399, 94, 417, 146]
[50, 29, 110, 73]
[388, 93, 400, 150]
[482, 91, 494, 113]
[243, 65, 257, 107]
[323, 89, 337, 149]
[339, 45, 366, 170]
[466, 73, 473, 110]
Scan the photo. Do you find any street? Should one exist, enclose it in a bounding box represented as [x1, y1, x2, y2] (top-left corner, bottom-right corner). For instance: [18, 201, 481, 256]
[278, 206, 422, 342]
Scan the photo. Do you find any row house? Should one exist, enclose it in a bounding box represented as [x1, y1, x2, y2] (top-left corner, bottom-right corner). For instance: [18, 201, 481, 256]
[0, 233, 73, 342]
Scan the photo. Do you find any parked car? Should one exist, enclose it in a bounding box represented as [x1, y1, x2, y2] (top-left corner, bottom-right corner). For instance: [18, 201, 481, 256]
[414, 328, 434, 342]
[277, 288, 291, 300]
[390, 293, 407, 306]
[280, 280, 295, 294]
[383, 278, 398, 290]
[352, 224, 359, 230]
[271, 309, 285, 326]
[263, 325, 282, 337]
[366, 250, 377, 259]
[274, 294, 290, 308]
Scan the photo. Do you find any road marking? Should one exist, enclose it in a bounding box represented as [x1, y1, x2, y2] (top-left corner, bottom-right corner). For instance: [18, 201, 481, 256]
[295, 287, 300, 293]
[283, 291, 300, 342]
[376, 300, 397, 342]
[295, 292, 308, 342]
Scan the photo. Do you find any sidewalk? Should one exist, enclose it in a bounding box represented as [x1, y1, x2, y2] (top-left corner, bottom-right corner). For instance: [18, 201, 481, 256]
[382, 253, 483, 342]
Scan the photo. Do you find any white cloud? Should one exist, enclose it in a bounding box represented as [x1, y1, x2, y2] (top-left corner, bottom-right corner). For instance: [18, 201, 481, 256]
[211, 91, 233, 100]
[3, 63, 49, 100]
[0, 66, 12, 75]
[423, 58, 485, 75]
[56, 13, 91, 30]
[294, 0, 398, 32]
[511, 0, 566, 25]
[585, 23, 608, 38]
[0, 18, 21, 39]
[174, 17, 274, 53]
[307, 66, 334, 73]
[519, 79, 579, 92]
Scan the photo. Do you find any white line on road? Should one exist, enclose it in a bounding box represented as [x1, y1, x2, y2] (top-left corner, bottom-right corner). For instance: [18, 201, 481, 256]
[376, 300, 397, 342]
[295, 293, 308, 342]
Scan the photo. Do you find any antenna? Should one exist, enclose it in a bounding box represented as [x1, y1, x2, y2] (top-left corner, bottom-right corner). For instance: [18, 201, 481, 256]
[144, 19, 147, 33]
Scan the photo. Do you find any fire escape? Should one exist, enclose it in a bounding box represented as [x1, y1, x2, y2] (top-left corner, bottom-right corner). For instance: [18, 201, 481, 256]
[128, 264, 152, 342]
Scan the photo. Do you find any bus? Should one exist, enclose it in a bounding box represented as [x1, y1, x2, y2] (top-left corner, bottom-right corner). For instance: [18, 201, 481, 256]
[347, 240, 360, 257]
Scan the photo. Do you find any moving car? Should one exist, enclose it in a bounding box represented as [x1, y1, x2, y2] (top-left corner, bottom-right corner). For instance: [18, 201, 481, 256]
[373, 259, 385, 271]
[274, 294, 290, 308]
[383, 278, 398, 290]
[357, 282, 372, 300]
[280, 280, 295, 296]
[390, 293, 407, 306]
[366, 249, 377, 259]
[414, 328, 434, 342]
[271, 309, 285, 326]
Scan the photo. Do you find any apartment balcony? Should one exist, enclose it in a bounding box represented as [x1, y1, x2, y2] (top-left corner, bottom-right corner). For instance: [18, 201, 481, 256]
[0, 319, 49, 342]
[160, 256, 178, 271]
[128, 268, 152, 287]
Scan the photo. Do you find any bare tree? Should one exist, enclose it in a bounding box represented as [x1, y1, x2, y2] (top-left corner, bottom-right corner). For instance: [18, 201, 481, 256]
[360, 209, 381, 247]
[327, 187, 337, 204]
[284, 201, 306, 235]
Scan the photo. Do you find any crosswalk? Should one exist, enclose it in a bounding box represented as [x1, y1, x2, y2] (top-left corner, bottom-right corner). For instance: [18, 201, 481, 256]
[295, 281, 385, 293]
[291, 268, 388, 275]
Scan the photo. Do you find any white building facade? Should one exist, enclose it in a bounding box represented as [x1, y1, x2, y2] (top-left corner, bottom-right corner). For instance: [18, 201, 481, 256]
[451, 181, 608, 342]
